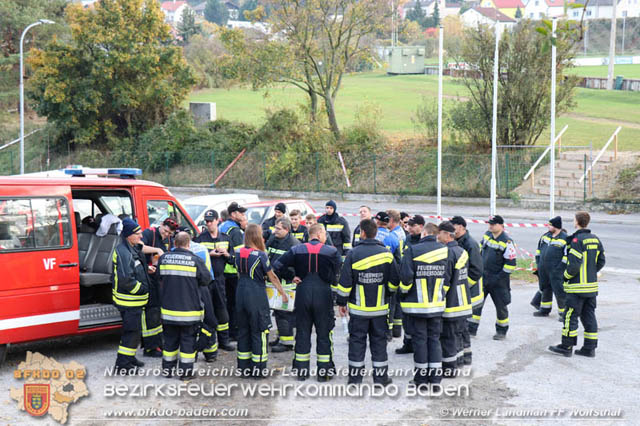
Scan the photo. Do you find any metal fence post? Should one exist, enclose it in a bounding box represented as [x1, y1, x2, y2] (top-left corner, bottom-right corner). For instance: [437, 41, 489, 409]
[505, 152, 510, 194]
[373, 153, 377, 194]
[583, 154, 587, 203]
[262, 152, 267, 189]
[315, 152, 320, 192]
[211, 151, 215, 185]
[165, 152, 170, 186]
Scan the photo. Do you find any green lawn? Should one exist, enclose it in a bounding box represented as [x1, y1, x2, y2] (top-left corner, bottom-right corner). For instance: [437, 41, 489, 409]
[189, 70, 640, 150]
[568, 64, 640, 79]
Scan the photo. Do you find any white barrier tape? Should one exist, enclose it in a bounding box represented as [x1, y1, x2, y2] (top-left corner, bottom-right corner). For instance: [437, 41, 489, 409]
[315, 212, 547, 228]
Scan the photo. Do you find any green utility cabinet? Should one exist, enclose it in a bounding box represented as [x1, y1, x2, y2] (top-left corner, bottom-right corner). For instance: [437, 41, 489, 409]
[387, 46, 426, 75]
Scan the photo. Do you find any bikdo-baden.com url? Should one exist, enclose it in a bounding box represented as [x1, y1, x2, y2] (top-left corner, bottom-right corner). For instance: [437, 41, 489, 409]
[104, 407, 249, 419]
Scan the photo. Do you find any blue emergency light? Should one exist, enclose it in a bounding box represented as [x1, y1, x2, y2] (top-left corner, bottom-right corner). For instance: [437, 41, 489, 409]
[62, 167, 142, 179]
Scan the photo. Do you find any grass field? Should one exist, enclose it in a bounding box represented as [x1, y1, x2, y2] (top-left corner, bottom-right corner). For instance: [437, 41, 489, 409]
[189, 70, 640, 150]
[568, 64, 640, 79]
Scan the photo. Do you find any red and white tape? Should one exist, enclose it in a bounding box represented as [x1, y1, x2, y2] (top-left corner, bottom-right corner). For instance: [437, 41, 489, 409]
[318, 212, 547, 228]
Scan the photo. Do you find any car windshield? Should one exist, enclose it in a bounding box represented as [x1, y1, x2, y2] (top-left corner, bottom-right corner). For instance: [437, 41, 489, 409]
[185, 204, 207, 221]
[246, 207, 267, 224]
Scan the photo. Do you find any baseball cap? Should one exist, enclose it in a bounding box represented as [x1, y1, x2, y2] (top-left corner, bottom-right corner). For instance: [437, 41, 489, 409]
[408, 214, 425, 226]
[488, 215, 504, 225]
[450, 216, 467, 228]
[438, 221, 455, 233]
[204, 209, 218, 221]
[163, 217, 178, 231]
[227, 202, 247, 214]
[374, 211, 390, 223]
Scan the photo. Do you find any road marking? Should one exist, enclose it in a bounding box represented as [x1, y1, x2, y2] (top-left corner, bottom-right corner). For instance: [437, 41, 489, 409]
[603, 267, 640, 276]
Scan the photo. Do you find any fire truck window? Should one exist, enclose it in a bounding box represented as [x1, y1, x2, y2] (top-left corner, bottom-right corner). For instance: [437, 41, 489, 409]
[101, 195, 133, 218]
[0, 199, 33, 250]
[31, 198, 72, 248]
[0, 197, 71, 251]
[147, 200, 173, 227]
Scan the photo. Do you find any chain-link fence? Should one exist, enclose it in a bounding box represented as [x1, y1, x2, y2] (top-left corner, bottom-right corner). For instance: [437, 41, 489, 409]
[1, 140, 553, 198]
[578, 17, 640, 57]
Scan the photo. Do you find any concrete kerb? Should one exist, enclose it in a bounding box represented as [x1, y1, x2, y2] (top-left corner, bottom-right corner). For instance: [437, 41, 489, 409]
[169, 186, 640, 225]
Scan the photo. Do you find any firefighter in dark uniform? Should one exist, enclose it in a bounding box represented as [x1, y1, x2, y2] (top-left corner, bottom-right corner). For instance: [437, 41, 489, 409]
[399, 225, 450, 387]
[396, 215, 426, 355]
[289, 210, 308, 243]
[140, 217, 178, 357]
[306, 214, 333, 246]
[530, 216, 568, 320]
[111, 218, 150, 372]
[157, 232, 212, 379]
[235, 224, 288, 377]
[219, 202, 247, 341]
[387, 209, 407, 339]
[469, 215, 517, 340]
[451, 216, 483, 365]
[318, 200, 351, 261]
[266, 218, 300, 352]
[549, 211, 605, 358]
[336, 219, 400, 385]
[273, 224, 341, 381]
[262, 202, 287, 241]
[437, 221, 472, 376]
[194, 209, 235, 351]
[352, 205, 372, 247]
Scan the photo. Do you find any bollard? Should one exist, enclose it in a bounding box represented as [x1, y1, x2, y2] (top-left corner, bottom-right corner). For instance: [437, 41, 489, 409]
[583, 154, 587, 203]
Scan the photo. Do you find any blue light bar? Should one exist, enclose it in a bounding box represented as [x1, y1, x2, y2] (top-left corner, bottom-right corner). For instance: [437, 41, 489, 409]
[107, 168, 142, 178]
[64, 169, 85, 176]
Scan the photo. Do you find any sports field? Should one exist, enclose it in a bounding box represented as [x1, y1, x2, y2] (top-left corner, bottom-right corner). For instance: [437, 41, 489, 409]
[569, 64, 640, 79]
[189, 69, 640, 150]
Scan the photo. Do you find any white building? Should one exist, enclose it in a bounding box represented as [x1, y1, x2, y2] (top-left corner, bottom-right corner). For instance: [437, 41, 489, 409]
[461, 7, 517, 31]
[160, 1, 192, 24]
[524, 0, 566, 20]
[568, 0, 640, 20]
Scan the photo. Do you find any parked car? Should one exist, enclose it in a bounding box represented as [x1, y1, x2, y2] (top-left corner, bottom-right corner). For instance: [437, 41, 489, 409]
[245, 199, 316, 225]
[181, 193, 259, 227]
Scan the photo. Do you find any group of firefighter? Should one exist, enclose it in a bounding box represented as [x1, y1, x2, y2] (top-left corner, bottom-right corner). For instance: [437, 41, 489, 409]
[111, 200, 605, 385]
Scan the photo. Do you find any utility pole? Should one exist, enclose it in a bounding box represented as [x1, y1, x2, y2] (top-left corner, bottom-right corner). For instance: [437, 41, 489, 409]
[606, 0, 617, 90]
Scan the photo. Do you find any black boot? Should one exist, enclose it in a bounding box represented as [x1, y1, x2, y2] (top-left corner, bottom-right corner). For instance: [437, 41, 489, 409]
[574, 347, 595, 358]
[219, 341, 236, 351]
[271, 343, 293, 353]
[131, 357, 145, 367]
[533, 311, 550, 317]
[395, 343, 413, 354]
[392, 324, 402, 338]
[548, 344, 573, 357]
[492, 333, 506, 341]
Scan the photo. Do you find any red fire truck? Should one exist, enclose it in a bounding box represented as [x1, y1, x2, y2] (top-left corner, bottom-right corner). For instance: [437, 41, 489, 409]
[0, 167, 197, 366]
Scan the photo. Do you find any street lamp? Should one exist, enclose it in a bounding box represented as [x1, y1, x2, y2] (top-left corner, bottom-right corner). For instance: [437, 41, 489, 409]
[20, 19, 55, 175]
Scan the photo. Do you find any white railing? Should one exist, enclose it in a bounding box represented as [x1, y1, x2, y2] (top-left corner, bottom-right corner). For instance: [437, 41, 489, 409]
[578, 126, 622, 184]
[0, 129, 42, 151]
[523, 124, 569, 184]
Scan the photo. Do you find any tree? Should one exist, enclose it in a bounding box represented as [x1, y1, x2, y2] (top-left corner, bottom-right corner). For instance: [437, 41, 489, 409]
[204, 0, 229, 26]
[450, 21, 581, 149]
[406, 0, 427, 27]
[27, 0, 195, 147]
[432, 1, 440, 27]
[178, 7, 201, 44]
[515, 6, 523, 19]
[239, 0, 258, 21]
[221, 0, 390, 139]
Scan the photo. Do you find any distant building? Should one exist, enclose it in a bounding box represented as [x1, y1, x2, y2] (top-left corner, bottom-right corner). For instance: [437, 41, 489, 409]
[192, 2, 206, 17]
[568, 0, 640, 19]
[479, 0, 526, 18]
[524, 0, 565, 20]
[226, 1, 240, 20]
[461, 6, 517, 31]
[160, 1, 193, 24]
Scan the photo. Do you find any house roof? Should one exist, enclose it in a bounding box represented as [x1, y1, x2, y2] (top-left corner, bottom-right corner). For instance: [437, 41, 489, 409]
[545, 0, 565, 6]
[193, 2, 206, 11]
[469, 6, 518, 21]
[225, 1, 240, 9]
[161, 1, 186, 12]
[492, 0, 525, 8]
